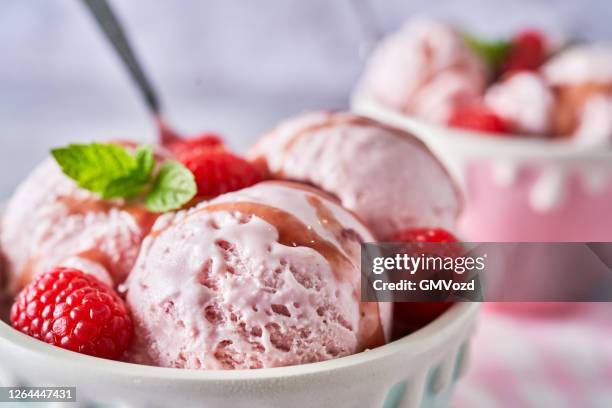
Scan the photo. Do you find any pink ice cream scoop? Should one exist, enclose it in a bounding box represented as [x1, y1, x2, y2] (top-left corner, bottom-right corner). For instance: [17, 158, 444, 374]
[357, 17, 487, 123]
[126, 182, 391, 369]
[0, 157, 158, 293]
[248, 111, 461, 240]
[485, 72, 555, 136]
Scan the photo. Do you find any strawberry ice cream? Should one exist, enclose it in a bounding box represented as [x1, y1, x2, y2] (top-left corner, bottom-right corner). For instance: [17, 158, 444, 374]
[357, 17, 487, 123]
[249, 111, 461, 240]
[126, 182, 391, 369]
[485, 72, 554, 135]
[1, 158, 158, 293]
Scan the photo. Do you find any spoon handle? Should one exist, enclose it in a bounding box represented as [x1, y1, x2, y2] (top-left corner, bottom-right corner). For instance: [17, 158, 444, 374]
[82, 0, 161, 116]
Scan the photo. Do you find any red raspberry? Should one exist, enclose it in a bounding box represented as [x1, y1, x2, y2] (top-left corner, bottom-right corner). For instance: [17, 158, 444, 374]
[502, 29, 547, 75]
[390, 228, 459, 339]
[391, 228, 458, 243]
[10, 268, 133, 360]
[181, 150, 263, 198]
[169, 133, 225, 160]
[391, 227, 462, 261]
[448, 104, 510, 134]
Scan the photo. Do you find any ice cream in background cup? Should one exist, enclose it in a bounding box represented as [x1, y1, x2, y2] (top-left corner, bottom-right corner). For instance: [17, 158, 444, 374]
[353, 17, 612, 311]
[358, 17, 487, 124]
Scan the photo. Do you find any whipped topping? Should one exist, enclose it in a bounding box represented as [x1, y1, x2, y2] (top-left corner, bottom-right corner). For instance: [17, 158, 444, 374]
[543, 44, 612, 86]
[485, 72, 555, 135]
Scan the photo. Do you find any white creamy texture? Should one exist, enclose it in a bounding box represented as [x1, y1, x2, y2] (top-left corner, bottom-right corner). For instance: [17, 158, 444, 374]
[358, 17, 487, 119]
[543, 44, 612, 85]
[0, 158, 150, 292]
[60, 256, 114, 287]
[414, 70, 483, 124]
[572, 94, 612, 146]
[485, 72, 555, 135]
[127, 183, 391, 369]
[249, 111, 461, 239]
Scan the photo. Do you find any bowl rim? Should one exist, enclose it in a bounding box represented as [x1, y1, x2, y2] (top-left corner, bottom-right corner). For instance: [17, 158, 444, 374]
[351, 93, 612, 164]
[0, 302, 479, 381]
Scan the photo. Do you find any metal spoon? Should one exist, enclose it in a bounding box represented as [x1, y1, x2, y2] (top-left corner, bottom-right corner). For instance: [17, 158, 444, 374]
[81, 0, 181, 145]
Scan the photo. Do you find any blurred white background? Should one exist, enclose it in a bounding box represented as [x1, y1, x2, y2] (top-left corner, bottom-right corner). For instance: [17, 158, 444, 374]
[1, 0, 611, 199]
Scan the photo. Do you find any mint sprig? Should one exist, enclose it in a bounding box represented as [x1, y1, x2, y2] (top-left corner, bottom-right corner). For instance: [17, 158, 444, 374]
[51, 143, 141, 196]
[146, 161, 197, 212]
[462, 33, 512, 70]
[51, 143, 196, 213]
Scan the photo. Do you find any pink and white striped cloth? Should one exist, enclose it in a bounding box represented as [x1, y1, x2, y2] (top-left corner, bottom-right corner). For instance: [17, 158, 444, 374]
[454, 303, 612, 407]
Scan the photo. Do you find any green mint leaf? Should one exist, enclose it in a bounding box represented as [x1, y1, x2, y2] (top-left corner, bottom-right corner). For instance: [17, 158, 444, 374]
[134, 145, 154, 182]
[146, 161, 197, 213]
[462, 33, 512, 69]
[51, 143, 137, 194]
[52, 142, 195, 213]
[101, 176, 148, 199]
[101, 145, 155, 199]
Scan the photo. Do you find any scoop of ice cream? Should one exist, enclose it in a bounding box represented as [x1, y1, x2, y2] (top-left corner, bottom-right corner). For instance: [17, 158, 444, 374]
[543, 44, 612, 86]
[357, 17, 487, 123]
[1, 158, 158, 293]
[248, 111, 461, 240]
[571, 94, 612, 146]
[126, 182, 390, 369]
[485, 72, 555, 135]
[412, 70, 484, 124]
[543, 44, 612, 136]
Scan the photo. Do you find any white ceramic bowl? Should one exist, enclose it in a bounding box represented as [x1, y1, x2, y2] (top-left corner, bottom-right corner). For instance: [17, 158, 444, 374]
[0, 301, 478, 408]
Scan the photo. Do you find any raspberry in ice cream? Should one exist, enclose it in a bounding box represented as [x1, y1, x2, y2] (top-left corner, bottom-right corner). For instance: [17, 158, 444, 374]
[501, 29, 548, 75]
[181, 150, 264, 198]
[10, 267, 133, 360]
[357, 17, 487, 123]
[126, 182, 391, 369]
[1, 157, 158, 293]
[248, 111, 461, 240]
[448, 103, 510, 134]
